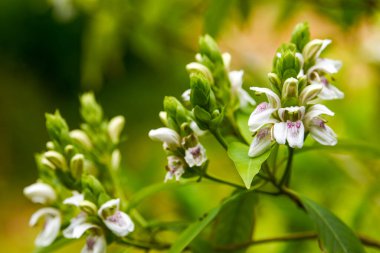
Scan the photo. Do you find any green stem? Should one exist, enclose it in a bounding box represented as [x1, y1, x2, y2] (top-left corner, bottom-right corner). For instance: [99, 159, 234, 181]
[279, 146, 294, 187]
[203, 173, 245, 189]
[211, 129, 228, 150]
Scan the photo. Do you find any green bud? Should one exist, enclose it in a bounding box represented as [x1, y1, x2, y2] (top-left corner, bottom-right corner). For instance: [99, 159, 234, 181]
[181, 134, 198, 149]
[70, 154, 84, 180]
[302, 39, 330, 63]
[190, 73, 211, 110]
[80, 92, 103, 124]
[159, 111, 169, 126]
[45, 110, 70, 146]
[298, 75, 308, 92]
[186, 62, 214, 85]
[282, 77, 299, 100]
[79, 200, 98, 215]
[41, 157, 56, 170]
[199, 34, 223, 64]
[46, 141, 55, 150]
[268, 72, 281, 94]
[44, 151, 67, 171]
[163, 96, 188, 126]
[193, 106, 211, 130]
[291, 22, 310, 52]
[69, 130, 92, 149]
[111, 149, 121, 170]
[275, 44, 301, 82]
[82, 175, 105, 198]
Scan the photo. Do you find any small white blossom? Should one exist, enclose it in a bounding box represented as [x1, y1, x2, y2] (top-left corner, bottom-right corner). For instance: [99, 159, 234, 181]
[229, 70, 256, 108]
[98, 199, 134, 237]
[149, 127, 181, 150]
[29, 207, 61, 247]
[70, 223, 106, 253]
[63, 213, 87, 239]
[23, 182, 56, 205]
[184, 143, 207, 167]
[165, 156, 185, 182]
[63, 192, 85, 206]
[248, 127, 272, 157]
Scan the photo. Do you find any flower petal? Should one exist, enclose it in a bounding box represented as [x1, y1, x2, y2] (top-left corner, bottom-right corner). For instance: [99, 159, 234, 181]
[229, 70, 244, 90]
[309, 118, 337, 146]
[286, 121, 305, 149]
[29, 208, 61, 247]
[238, 89, 256, 107]
[23, 182, 56, 205]
[184, 144, 207, 167]
[248, 127, 272, 157]
[305, 104, 334, 123]
[318, 81, 344, 100]
[72, 223, 101, 239]
[273, 122, 287, 145]
[148, 128, 180, 148]
[63, 213, 87, 239]
[308, 59, 342, 75]
[63, 192, 85, 206]
[248, 102, 277, 132]
[250, 87, 281, 109]
[102, 211, 135, 237]
[299, 82, 323, 105]
[81, 234, 107, 253]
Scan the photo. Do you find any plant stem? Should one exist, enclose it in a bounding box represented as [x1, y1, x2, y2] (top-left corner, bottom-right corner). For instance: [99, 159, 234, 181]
[203, 173, 245, 189]
[279, 146, 294, 187]
[211, 129, 228, 150]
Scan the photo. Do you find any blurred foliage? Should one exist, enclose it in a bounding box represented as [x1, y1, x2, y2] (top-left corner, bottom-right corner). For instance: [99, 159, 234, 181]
[1, 0, 380, 252]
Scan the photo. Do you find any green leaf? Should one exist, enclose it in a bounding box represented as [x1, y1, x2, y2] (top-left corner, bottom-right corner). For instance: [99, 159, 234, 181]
[168, 190, 248, 253]
[299, 195, 366, 253]
[236, 112, 252, 144]
[227, 142, 271, 189]
[211, 190, 258, 252]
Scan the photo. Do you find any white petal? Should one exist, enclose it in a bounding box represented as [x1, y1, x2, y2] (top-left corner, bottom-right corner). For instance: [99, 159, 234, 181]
[23, 182, 56, 204]
[181, 89, 191, 103]
[72, 223, 101, 239]
[98, 199, 120, 218]
[63, 213, 87, 239]
[316, 39, 331, 58]
[308, 59, 342, 75]
[81, 234, 107, 253]
[222, 52, 231, 70]
[190, 121, 207, 136]
[273, 122, 287, 145]
[248, 102, 277, 132]
[238, 89, 256, 108]
[299, 82, 323, 105]
[305, 104, 334, 123]
[278, 106, 305, 121]
[29, 208, 61, 247]
[309, 118, 337, 146]
[250, 87, 281, 109]
[164, 171, 174, 183]
[108, 116, 125, 143]
[102, 211, 135, 237]
[70, 130, 92, 148]
[286, 121, 305, 148]
[184, 144, 207, 167]
[148, 128, 180, 148]
[248, 127, 272, 157]
[229, 70, 244, 90]
[63, 192, 84, 206]
[318, 82, 344, 100]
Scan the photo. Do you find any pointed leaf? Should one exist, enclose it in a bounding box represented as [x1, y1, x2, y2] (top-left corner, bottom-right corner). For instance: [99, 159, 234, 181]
[227, 142, 271, 189]
[300, 196, 366, 253]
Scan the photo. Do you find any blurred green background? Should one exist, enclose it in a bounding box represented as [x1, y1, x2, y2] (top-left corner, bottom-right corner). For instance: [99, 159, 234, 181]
[1, 0, 380, 252]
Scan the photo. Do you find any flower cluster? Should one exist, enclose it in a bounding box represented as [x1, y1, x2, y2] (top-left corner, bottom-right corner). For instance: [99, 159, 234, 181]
[248, 23, 343, 157]
[24, 93, 134, 252]
[149, 35, 257, 182]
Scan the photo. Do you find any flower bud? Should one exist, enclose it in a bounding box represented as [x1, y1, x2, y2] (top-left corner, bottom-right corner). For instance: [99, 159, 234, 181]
[268, 72, 281, 93]
[108, 116, 125, 144]
[275, 44, 301, 82]
[111, 149, 121, 170]
[46, 141, 55, 150]
[186, 62, 213, 85]
[80, 92, 103, 124]
[44, 151, 67, 171]
[290, 22, 310, 52]
[199, 34, 223, 64]
[222, 52, 231, 70]
[159, 111, 169, 126]
[302, 39, 331, 63]
[193, 106, 211, 130]
[23, 182, 57, 204]
[70, 154, 84, 180]
[41, 157, 56, 170]
[282, 77, 299, 100]
[69, 130, 92, 149]
[299, 83, 323, 105]
[45, 110, 69, 145]
[190, 73, 211, 110]
[64, 145, 74, 155]
[79, 200, 98, 215]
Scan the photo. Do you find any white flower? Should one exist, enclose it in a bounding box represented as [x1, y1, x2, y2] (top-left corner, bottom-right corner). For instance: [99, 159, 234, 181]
[63, 192, 85, 206]
[68, 222, 106, 253]
[317, 76, 344, 100]
[63, 213, 87, 239]
[23, 182, 56, 205]
[29, 207, 61, 247]
[108, 116, 125, 143]
[148, 127, 181, 150]
[248, 127, 272, 157]
[248, 87, 280, 132]
[184, 144, 207, 167]
[181, 89, 191, 103]
[304, 104, 337, 146]
[98, 199, 134, 237]
[165, 156, 185, 182]
[229, 70, 256, 108]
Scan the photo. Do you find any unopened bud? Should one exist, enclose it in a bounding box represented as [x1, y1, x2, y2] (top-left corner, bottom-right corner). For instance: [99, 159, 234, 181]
[79, 200, 98, 215]
[299, 83, 323, 105]
[46, 141, 55, 150]
[70, 130, 92, 149]
[80, 92, 103, 124]
[108, 116, 125, 144]
[65, 145, 74, 155]
[222, 52, 231, 70]
[190, 73, 211, 110]
[41, 157, 56, 170]
[282, 77, 299, 100]
[159, 111, 169, 126]
[70, 154, 84, 179]
[44, 151, 67, 171]
[302, 39, 331, 63]
[268, 72, 281, 92]
[186, 62, 213, 85]
[111, 149, 121, 170]
[290, 22, 310, 51]
[199, 34, 223, 64]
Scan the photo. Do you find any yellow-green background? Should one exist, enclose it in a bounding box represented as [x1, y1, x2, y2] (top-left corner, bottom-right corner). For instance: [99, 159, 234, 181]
[0, 0, 379, 252]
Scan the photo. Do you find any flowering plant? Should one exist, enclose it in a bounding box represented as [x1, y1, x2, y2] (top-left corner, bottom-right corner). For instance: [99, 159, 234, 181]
[25, 23, 378, 253]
